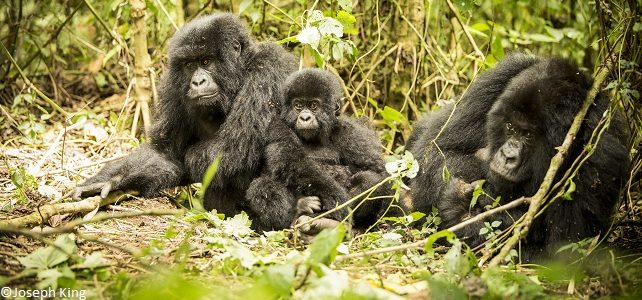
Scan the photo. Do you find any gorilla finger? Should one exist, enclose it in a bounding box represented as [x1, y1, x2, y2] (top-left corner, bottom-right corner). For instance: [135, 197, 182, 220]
[73, 182, 107, 200]
[312, 218, 340, 231]
[293, 215, 313, 231]
[100, 175, 124, 198]
[100, 181, 113, 199]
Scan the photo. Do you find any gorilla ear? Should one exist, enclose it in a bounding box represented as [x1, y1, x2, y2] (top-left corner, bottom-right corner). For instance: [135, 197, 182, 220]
[334, 97, 344, 116]
[230, 39, 242, 59]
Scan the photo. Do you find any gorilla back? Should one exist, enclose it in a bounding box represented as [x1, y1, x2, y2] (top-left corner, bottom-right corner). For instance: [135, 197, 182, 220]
[408, 53, 630, 261]
[74, 13, 298, 219]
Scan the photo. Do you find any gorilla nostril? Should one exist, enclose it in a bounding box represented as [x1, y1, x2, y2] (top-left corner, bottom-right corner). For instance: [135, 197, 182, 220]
[300, 115, 311, 122]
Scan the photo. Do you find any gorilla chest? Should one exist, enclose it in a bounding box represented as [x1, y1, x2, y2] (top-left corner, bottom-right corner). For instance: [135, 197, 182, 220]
[196, 111, 225, 138]
[303, 145, 351, 183]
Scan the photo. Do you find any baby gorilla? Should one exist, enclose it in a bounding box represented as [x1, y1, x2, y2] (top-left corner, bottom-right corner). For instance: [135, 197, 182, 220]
[246, 69, 388, 234]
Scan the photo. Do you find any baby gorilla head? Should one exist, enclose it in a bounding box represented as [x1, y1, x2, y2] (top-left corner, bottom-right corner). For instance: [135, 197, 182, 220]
[166, 13, 252, 114]
[282, 69, 343, 143]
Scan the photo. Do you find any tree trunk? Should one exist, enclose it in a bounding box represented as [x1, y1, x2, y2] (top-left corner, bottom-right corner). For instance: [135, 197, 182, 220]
[130, 0, 153, 136]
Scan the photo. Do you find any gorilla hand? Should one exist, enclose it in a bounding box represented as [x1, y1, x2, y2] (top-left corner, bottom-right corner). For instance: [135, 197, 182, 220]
[73, 146, 183, 200]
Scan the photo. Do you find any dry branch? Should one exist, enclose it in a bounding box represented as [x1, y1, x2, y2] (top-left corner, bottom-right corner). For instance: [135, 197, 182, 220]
[0, 191, 137, 228]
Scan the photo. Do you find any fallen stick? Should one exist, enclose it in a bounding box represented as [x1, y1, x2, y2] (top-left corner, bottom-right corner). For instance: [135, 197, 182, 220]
[0, 190, 138, 228]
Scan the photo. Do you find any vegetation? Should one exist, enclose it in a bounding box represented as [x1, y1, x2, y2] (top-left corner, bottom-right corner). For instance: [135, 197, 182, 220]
[1, 0, 641, 298]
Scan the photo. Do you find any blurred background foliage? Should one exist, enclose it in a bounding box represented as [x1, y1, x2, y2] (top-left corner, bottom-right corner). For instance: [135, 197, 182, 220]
[2, 1, 639, 146]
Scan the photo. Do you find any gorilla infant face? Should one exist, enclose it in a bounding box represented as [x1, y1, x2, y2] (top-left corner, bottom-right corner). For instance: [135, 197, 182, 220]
[283, 69, 342, 143]
[292, 97, 322, 139]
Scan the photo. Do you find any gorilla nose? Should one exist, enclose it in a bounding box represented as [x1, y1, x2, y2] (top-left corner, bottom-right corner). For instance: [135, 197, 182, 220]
[300, 114, 311, 122]
[192, 75, 207, 87]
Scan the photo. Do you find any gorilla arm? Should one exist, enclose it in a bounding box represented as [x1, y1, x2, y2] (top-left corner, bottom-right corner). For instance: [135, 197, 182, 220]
[74, 81, 191, 200]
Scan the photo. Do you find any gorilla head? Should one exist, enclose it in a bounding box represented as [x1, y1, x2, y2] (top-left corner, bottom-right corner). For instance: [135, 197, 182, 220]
[479, 58, 594, 194]
[166, 13, 253, 115]
[282, 69, 343, 143]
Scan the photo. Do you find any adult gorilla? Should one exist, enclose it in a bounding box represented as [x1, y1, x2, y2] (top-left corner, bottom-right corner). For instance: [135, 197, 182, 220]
[407, 53, 630, 261]
[73, 13, 302, 223]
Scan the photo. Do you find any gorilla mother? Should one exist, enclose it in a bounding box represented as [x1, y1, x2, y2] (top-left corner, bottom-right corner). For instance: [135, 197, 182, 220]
[74, 13, 318, 229]
[408, 53, 630, 261]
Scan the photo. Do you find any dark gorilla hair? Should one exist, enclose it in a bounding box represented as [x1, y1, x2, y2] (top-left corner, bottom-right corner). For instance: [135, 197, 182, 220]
[74, 13, 298, 223]
[407, 53, 630, 261]
[246, 69, 391, 232]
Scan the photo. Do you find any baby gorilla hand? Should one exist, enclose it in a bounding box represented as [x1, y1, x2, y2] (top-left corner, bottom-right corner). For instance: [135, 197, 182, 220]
[292, 196, 341, 242]
[296, 196, 322, 216]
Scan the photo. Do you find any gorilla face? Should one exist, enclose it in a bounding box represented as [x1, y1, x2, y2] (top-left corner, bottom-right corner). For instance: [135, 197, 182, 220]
[282, 69, 343, 144]
[168, 14, 250, 115]
[288, 97, 329, 141]
[481, 85, 546, 186]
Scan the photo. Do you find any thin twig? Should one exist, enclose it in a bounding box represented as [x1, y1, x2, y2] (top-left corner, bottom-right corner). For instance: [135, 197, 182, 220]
[335, 196, 530, 260]
[445, 0, 485, 60]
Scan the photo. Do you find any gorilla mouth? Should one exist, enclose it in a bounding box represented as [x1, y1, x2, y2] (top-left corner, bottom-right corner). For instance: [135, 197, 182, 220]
[489, 160, 523, 183]
[196, 92, 219, 100]
[296, 128, 318, 140]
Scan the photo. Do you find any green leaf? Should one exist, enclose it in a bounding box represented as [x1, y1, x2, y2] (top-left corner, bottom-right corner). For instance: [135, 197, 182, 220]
[198, 154, 222, 203]
[37, 268, 64, 289]
[528, 33, 558, 43]
[424, 230, 456, 257]
[453, 0, 480, 13]
[276, 36, 298, 44]
[337, 0, 353, 12]
[491, 220, 502, 228]
[483, 267, 545, 298]
[309, 46, 325, 68]
[18, 234, 77, 270]
[444, 240, 472, 276]
[491, 36, 504, 60]
[442, 165, 451, 182]
[82, 252, 105, 269]
[426, 278, 468, 300]
[380, 106, 405, 122]
[470, 180, 485, 209]
[245, 264, 296, 299]
[318, 18, 343, 37]
[239, 0, 253, 14]
[307, 223, 345, 266]
[307, 10, 324, 23]
[296, 27, 321, 49]
[479, 227, 489, 235]
[335, 10, 356, 26]
[562, 179, 576, 200]
[222, 212, 254, 237]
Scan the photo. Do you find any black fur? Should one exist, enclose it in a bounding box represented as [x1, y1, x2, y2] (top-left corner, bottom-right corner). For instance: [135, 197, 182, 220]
[246, 69, 389, 231]
[74, 13, 298, 221]
[408, 53, 630, 261]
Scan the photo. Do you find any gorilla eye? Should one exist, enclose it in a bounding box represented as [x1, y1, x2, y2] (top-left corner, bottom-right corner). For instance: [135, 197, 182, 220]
[202, 59, 210, 66]
[293, 102, 303, 111]
[506, 122, 515, 132]
[524, 132, 533, 140]
[309, 102, 318, 111]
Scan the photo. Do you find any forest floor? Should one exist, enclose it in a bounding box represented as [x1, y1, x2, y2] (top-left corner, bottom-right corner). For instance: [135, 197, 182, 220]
[1, 102, 642, 299]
